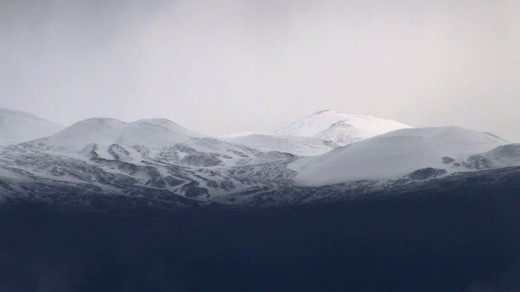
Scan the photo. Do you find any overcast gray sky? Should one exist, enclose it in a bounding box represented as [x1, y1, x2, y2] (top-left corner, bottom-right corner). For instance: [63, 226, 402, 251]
[1, 0, 519, 140]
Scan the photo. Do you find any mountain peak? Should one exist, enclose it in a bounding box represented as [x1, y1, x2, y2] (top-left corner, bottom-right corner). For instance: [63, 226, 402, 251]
[0, 108, 63, 146]
[273, 110, 410, 146]
[0, 108, 57, 123]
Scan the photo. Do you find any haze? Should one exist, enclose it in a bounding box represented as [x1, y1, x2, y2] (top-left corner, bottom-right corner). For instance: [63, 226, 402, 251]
[1, 0, 519, 141]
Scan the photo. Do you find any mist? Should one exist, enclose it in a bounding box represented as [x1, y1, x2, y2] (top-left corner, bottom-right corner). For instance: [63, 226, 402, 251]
[1, 0, 519, 140]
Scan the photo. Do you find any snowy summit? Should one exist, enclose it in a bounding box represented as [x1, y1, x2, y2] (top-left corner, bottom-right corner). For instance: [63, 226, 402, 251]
[273, 109, 411, 146]
[0, 108, 64, 147]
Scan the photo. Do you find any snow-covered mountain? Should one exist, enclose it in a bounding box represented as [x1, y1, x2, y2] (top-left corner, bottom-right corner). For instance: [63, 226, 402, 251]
[1, 108, 520, 207]
[293, 126, 509, 186]
[39, 117, 204, 152]
[0, 115, 298, 201]
[221, 110, 411, 155]
[0, 108, 63, 147]
[274, 110, 411, 146]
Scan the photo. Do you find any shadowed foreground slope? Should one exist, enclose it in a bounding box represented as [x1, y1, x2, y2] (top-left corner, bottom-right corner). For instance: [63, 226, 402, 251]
[1, 179, 520, 291]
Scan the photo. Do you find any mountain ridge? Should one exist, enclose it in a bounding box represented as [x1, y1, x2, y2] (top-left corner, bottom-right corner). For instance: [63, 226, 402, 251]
[0, 108, 518, 207]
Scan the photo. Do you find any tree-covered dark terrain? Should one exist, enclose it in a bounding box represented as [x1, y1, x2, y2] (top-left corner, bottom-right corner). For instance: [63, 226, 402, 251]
[1, 169, 520, 292]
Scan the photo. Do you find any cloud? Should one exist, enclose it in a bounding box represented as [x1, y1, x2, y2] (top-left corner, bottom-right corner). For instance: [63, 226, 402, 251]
[1, 0, 519, 140]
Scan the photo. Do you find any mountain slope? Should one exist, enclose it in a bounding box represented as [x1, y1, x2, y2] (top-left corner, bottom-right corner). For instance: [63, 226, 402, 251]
[221, 134, 333, 156]
[467, 143, 520, 168]
[274, 110, 411, 146]
[293, 126, 509, 186]
[0, 109, 63, 146]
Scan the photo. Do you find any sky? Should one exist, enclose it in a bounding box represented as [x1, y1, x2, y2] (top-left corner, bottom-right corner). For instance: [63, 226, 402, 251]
[1, 0, 520, 141]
